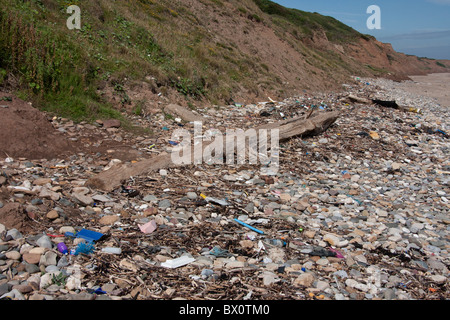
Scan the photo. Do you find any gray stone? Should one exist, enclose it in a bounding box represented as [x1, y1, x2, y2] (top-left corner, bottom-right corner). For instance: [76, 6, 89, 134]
[36, 235, 53, 249]
[25, 263, 40, 274]
[143, 195, 158, 202]
[186, 192, 197, 200]
[6, 228, 22, 240]
[158, 199, 171, 209]
[383, 288, 396, 300]
[72, 193, 94, 206]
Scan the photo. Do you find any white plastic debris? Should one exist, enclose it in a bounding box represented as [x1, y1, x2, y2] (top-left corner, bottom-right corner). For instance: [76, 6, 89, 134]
[161, 256, 195, 269]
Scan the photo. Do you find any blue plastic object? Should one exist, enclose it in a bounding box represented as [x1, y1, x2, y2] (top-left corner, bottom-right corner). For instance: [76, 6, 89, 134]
[233, 218, 264, 234]
[74, 242, 95, 256]
[64, 229, 104, 243]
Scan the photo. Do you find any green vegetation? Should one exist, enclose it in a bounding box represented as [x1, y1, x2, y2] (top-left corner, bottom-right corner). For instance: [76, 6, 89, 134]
[0, 0, 378, 123]
[253, 0, 361, 42]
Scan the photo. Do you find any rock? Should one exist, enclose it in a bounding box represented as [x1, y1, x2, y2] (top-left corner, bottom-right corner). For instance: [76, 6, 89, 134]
[429, 275, 447, 284]
[186, 192, 197, 200]
[46, 210, 59, 220]
[36, 235, 53, 249]
[99, 215, 119, 225]
[262, 271, 280, 286]
[12, 284, 33, 294]
[5, 251, 21, 260]
[345, 279, 369, 292]
[39, 188, 60, 201]
[6, 228, 23, 239]
[40, 251, 57, 266]
[33, 178, 52, 186]
[23, 253, 42, 264]
[383, 288, 396, 300]
[25, 263, 40, 274]
[59, 226, 76, 235]
[72, 193, 94, 206]
[294, 272, 315, 287]
[158, 199, 171, 209]
[143, 195, 158, 202]
[65, 275, 81, 291]
[1, 288, 25, 300]
[323, 234, 340, 246]
[103, 119, 121, 129]
[92, 194, 113, 203]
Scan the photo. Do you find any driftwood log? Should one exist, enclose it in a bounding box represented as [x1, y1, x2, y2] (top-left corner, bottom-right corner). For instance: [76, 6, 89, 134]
[86, 111, 339, 191]
[343, 95, 421, 113]
[163, 104, 205, 123]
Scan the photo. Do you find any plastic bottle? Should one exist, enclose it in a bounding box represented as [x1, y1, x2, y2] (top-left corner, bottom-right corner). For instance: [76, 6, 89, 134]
[265, 239, 286, 247]
[57, 242, 68, 254]
[101, 247, 122, 254]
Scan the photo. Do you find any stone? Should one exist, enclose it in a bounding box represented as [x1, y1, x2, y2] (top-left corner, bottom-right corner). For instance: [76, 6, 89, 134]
[262, 271, 280, 286]
[103, 119, 121, 129]
[59, 226, 76, 235]
[72, 193, 94, 206]
[323, 234, 340, 246]
[5, 251, 21, 260]
[36, 235, 53, 249]
[23, 253, 42, 264]
[46, 210, 59, 220]
[429, 275, 446, 284]
[383, 288, 396, 300]
[25, 263, 40, 274]
[12, 284, 33, 294]
[33, 178, 52, 186]
[40, 251, 58, 266]
[39, 188, 60, 201]
[294, 272, 315, 287]
[186, 192, 197, 200]
[92, 194, 112, 202]
[143, 195, 158, 202]
[99, 215, 119, 225]
[158, 199, 171, 209]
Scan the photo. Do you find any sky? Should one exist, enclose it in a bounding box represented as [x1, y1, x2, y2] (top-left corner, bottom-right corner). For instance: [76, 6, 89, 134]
[271, 0, 450, 60]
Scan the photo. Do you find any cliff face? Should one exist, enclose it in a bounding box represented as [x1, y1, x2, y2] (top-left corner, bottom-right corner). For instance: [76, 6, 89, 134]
[0, 0, 448, 118]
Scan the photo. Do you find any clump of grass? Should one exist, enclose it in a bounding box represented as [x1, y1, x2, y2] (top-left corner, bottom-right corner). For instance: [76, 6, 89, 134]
[253, 0, 361, 42]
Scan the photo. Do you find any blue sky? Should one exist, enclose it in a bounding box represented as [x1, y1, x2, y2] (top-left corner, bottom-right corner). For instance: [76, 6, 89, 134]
[271, 0, 450, 59]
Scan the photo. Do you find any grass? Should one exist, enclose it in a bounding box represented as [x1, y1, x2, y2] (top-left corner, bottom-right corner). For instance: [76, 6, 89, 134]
[0, 0, 372, 123]
[252, 0, 361, 43]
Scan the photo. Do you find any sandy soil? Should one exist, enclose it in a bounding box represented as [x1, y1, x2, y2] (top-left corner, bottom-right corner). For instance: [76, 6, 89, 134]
[403, 73, 450, 107]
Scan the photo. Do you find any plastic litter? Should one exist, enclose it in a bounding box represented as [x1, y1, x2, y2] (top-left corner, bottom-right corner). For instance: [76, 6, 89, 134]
[138, 220, 157, 234]
[64, 229, 104, 243]
[57, 242, 68, 254]
[101, 247, 122, 254]
[73, 242, 95, 256]
[233, 218, 264, 234]
[209, 246, 232, 257]
[200, 193, 229, 206]
[161, 256, 195, 269]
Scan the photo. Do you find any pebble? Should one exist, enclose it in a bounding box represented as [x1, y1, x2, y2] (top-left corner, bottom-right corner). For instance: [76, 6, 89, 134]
[0, 76, 448, 301]
[36, 235, 53, 249]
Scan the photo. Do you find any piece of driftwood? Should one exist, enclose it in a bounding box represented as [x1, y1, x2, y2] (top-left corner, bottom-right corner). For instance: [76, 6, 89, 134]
[86, 111, 339, 191]
[342, 95, 421, 113]
[163, 104, 205, 123]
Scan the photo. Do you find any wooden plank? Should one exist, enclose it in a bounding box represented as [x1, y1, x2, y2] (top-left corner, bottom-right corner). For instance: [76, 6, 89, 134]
[86, 111, 339, 191]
